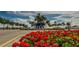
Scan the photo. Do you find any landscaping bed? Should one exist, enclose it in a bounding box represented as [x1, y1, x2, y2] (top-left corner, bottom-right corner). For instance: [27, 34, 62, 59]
[12, 30, 79, 47]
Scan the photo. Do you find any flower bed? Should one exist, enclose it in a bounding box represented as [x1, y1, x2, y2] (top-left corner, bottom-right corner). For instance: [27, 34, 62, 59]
[12, 30, 79, 47]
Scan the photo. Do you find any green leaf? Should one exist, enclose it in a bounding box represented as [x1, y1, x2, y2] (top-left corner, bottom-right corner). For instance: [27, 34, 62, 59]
[65, 36, 72, 40]
[62, 42, 72, 47]
[41, 40, 45, 43]
[69, 40, 75, 44]
[76, 43, 79, 47]
[47, 40, 50, 43]
[56, 38, 63, 44]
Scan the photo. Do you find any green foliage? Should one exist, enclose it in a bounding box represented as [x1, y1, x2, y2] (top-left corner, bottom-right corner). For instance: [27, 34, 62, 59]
[0, 17, 27, 29]
[56, 38, 64, 45]
[76, 43, 79, 47]
[62, 42, 72, 47]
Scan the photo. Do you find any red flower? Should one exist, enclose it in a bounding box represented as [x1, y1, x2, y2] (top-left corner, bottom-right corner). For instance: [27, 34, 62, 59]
[31, 37, 36, 41]
[48, 31, 52, 35]
[20, 42, 30, 47]
[55, 33, 59, 36]
[35, 41, 42, 46]
[44, 36, 48, 40]
[25, 33, 31, 37]
[43, 43, 49, 47]
[34, 35, 39, 38]
[39, 35, 43, 40]
[19, 35, 28, 42]
[64, 31, 68, 35]
[19, 37, 24, 42]
[12, 30, 79, 47]
[56, 31, 61, 35]
[12, 42, 19, 47]
[52, 43, 59, 47]
[50, 40, 56, 45]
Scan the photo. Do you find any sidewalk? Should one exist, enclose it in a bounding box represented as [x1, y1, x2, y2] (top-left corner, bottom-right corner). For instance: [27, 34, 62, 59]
[0, 30, 32, 47]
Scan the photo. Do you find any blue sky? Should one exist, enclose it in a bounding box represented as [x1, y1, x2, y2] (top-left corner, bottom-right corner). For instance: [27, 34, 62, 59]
[0, 11, 79, 26]
[0, 11, 77, 20]
[0, 11, 62, 20]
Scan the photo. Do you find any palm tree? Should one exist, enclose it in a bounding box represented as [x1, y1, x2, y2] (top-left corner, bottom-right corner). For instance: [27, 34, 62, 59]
[46, 20, 52, 27]
[0, 18, 4, 29]
[9, 21, 15, 29]
[62, 22, 65, 25]
[66, 22, 71, 30]
[54, 21, 57, 26]
[28, 13, 55, 29]
[0, 18, 7, 29]
[5, 19, 10, 29]
[34, 13, 47, 29]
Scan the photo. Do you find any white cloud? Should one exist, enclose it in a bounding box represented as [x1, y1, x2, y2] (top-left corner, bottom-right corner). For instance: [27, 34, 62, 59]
[6, 11, 36, 16]
[6, 11, 79, 26]
[12, 18, 34, 27]
[6, 11, 79, 16]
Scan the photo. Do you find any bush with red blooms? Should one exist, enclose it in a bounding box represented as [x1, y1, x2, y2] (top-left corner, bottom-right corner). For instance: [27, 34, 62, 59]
[12, 30, 79, 47]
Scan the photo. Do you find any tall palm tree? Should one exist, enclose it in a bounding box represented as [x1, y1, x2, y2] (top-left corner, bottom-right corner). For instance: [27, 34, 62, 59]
[46, 20, 52, 27]
[34, 13, 47, 29]
[5, 19, 10, 29]
[66, 22, 71, 30]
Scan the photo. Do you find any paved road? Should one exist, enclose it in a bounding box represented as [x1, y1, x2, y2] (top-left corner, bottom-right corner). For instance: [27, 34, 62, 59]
[0, 30, 32, 46]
